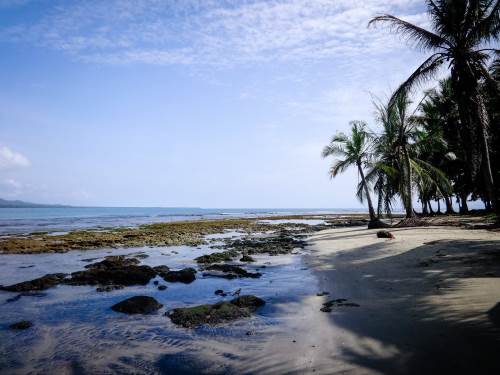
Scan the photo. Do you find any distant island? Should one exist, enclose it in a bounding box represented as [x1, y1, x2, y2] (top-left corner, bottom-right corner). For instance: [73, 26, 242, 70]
[0, 198, 70, 208]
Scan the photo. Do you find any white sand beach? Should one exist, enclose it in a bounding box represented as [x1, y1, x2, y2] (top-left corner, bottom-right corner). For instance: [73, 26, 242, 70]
[249, 226, 500, 374]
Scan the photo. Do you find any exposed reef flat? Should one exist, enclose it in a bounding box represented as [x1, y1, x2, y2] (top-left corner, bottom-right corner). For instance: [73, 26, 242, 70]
[0, 215, 369, 254]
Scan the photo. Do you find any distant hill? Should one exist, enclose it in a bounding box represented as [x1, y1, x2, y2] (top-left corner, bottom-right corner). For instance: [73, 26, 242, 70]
[0, 198, 70, 208]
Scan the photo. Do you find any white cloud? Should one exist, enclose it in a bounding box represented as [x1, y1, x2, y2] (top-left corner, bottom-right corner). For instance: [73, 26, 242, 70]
[1, 0, 427, 66]
[0, 145, 31, 169]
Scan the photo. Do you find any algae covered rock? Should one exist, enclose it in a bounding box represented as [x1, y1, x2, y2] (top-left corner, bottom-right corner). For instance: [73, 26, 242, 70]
[240, 254, 255, 262]
[111, 296, 163, 314]
[194, 250, 238, 264]
[161, 268, 197, 283]
[202, 264, 261, 279]
[1, 273, 67, 292]
[168, 295, 265, 327]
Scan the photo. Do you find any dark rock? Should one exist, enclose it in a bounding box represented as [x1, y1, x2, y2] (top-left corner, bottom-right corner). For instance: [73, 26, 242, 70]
[161, 268, 197, 284]
[240, 254, 255, 262]
[230, 295, 265, 309]
[96, 284, 124, 292]
[376, 230, 395, 239]
[158, 285, 167, 291]
[168, 295, 265, 327]
[1, 273, 67, 292]
[316, 291, 330, 296]
[68, 264, 156, 286]
[225, 235, 306, 256]
[84, 256, 139, 270]
[321, 298, 359, 312]
[153, 265, 170, 279]
[9, 320, 33, 330]
[203, 264, 261, 279]
[195, 250, 238, 264]
[214, 289, 227, 297]
[153, 280, 159, 285]
[6, 292, 46, 303]
[111, 296, 163, 314]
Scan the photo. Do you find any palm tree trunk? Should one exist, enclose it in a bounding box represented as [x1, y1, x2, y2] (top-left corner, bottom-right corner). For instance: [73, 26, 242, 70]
[437, 199, 441, 214]
[460, 193, 469, 214]
[444, 195, 454, 214]
[402, 147, 414, 218]
[477, 93, 497, 215]
[357, 162, 376, 221]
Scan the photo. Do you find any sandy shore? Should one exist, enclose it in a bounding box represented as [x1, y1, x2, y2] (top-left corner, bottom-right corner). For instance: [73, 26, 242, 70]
[254, 226, 500, 374]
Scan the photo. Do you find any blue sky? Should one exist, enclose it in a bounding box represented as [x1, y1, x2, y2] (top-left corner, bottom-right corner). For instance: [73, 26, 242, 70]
[0, 0, 431, 208]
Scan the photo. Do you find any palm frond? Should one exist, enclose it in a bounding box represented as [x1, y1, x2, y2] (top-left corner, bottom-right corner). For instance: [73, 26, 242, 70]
[389, 53, 445, 108]
[329, 159, 353, 178]
[369, 14, 450, 51]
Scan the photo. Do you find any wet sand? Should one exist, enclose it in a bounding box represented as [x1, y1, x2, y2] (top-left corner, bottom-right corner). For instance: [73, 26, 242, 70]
[273, 225, 500, 374]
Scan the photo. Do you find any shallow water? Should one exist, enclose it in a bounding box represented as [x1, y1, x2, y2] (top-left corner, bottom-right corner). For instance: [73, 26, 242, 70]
[0, 232, 319, 374]
[0, 207, 356, 235]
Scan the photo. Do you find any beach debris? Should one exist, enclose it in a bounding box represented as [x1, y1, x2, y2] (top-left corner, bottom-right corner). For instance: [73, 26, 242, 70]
[96, 285, 124, 292]
[1, 273, 67, 292]
[160, 268, 197, 284]
[232, 288, 242, 297]
[111, 296, 163, 314]
[376, 230, 395, 239]
[167, 295, 265, 327]
[158, 285, 167, 291]
[240, 254, 255, 262]
[320, 298, 359, 312]
[9, 320, 33, 330]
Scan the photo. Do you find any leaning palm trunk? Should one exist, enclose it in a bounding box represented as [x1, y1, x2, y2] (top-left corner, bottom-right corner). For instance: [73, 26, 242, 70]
[357, 162, 377, 221]
[402, 147, 414, 218]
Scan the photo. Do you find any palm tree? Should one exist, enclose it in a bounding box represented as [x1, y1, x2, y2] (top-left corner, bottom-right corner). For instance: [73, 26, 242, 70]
[369, 92, 452, 218]
[322, 121, 379, 224]
[369, 0, 500, 214]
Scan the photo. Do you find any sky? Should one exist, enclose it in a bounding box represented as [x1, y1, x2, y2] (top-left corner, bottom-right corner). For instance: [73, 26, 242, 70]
[0, 0, 433, 208]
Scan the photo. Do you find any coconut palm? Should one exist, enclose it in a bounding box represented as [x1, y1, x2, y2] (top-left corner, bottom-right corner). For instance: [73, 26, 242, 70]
[322, 121, 378, 223]
[369, 0, 500, 213]
[368, 92, 452, 218]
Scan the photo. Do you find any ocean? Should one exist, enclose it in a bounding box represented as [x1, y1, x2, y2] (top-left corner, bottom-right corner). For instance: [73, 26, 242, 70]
[0, 207, 365, 235]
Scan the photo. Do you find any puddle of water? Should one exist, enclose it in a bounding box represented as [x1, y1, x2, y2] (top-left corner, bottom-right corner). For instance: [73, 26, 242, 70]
[0, 234, 318, 374]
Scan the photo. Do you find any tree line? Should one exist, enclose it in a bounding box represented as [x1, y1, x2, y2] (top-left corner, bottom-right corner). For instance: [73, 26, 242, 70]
[323, 0, 499, 225]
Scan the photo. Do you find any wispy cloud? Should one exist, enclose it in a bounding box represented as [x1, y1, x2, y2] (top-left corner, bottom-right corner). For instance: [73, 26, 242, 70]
[0, 145, 30, 169]
[1, 0, 427, 66]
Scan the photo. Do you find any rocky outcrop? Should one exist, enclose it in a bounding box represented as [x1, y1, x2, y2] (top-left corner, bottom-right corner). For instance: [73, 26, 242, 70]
[202, 264, 261, 279]
[168, 295, 265, 327]
[111, 296, 163, 314]
[194, 250, 238, 264]
[67, 256, 156, 286]
[1, 273, 67, 292]
[161, 268, 197, 283]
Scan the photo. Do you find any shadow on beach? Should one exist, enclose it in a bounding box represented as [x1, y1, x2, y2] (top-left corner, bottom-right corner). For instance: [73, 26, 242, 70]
[310, 227, 500, 375]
